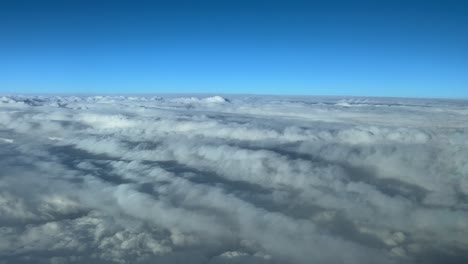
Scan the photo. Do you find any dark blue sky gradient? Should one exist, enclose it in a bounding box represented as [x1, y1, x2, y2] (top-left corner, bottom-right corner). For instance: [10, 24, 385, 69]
[1, 0, 467, 97]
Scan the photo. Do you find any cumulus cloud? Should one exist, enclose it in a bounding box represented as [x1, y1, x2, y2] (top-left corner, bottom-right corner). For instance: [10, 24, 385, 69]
[0, 94, 467, 264]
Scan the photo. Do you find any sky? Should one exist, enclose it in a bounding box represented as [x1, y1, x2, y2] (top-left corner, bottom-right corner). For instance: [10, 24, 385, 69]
[0, 0, 467, 98]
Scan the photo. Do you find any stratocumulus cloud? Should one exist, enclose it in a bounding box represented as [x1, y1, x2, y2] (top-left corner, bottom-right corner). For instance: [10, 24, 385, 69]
[0, 94, 467, 264]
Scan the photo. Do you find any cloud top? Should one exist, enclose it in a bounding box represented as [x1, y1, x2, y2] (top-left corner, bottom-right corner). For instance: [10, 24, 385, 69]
[0, 95, 467, 264]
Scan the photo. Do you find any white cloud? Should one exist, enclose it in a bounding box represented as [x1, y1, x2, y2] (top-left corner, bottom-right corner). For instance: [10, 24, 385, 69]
[0, 95, 467, 263]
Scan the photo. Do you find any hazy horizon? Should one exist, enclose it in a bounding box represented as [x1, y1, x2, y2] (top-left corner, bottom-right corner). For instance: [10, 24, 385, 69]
[1, 92, 468, 101]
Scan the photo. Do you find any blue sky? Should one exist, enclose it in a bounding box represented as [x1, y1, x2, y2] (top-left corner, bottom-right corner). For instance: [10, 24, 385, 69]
[1, 0, 467, 98]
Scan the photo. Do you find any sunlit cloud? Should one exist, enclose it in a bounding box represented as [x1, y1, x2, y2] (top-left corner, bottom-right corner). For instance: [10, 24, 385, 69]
[0, 95, 467, 264]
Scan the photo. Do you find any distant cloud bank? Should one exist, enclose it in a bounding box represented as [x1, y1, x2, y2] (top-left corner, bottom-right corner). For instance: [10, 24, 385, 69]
[0, 95, 467, 264]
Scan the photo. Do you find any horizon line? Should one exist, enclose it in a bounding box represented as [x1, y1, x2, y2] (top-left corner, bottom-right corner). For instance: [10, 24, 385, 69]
[1, 91, 467, 101]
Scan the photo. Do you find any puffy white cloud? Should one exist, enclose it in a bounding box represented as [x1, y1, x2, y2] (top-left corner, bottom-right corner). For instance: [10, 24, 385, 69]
[0, 95, 467, 263]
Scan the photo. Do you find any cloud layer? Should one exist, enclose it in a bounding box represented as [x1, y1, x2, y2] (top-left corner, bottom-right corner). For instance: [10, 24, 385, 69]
[1, 94, 467, 264]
